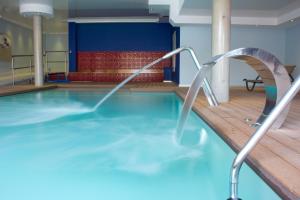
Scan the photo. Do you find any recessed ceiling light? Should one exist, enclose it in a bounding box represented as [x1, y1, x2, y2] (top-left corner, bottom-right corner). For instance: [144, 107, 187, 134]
[289, 19, 295, 22]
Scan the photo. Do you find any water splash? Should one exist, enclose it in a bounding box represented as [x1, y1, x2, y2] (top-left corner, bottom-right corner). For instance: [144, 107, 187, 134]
[175, 67, 210, 144]
[39, 132, 203, 175]
[0, 102, 92, 127]
[7, 116, 204, 176]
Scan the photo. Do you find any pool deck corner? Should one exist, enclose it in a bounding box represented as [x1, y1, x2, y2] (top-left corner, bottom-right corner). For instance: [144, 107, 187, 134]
[0, 84, 57, 97]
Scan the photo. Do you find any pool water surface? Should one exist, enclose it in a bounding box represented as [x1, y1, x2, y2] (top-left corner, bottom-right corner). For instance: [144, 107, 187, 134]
[0, 89, 280, 200]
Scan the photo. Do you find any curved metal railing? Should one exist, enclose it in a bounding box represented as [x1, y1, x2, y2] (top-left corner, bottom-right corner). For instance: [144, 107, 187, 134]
[227, 74, 300, 200]
[92, 47, 218, 111]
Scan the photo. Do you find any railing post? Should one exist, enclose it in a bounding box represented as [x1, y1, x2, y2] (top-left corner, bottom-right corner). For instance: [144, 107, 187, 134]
[45, 51, 49, 78]
[11, 57, 15, 86]
[64, 51, 68, 76]
[29, 56, 33, 84]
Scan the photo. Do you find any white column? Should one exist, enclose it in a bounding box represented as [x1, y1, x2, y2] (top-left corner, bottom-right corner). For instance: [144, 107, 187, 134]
[211, 0, 231, 102]
[33, 15, 44, 86]
[19, 0, 53, 87]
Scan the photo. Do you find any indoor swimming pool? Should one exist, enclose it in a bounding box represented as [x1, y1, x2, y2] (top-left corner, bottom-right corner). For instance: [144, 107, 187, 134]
[0, 89, 280, 200]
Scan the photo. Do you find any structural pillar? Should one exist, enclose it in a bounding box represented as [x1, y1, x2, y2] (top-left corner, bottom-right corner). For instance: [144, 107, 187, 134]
[33, 15, 43, 86]
[19, 0, 53, 87]
[211, 0, 231, 102]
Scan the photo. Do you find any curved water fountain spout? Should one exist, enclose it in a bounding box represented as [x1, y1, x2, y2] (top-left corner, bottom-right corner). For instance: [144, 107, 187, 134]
[92, 47, 218, 111]
[177, 48, 291, 141]
[203, 48, 291, 129]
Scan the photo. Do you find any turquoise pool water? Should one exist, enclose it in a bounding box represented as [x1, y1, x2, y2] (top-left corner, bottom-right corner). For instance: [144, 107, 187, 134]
[0, 90, 280, 200]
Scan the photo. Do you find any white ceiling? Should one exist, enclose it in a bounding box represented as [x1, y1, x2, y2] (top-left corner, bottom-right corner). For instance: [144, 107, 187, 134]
[166, 0, 300, 26]
[68, 0, 153, 17]
[182, 0, 297, 11]
[0, 0, 300, 33]
[69, 0, 148, 10]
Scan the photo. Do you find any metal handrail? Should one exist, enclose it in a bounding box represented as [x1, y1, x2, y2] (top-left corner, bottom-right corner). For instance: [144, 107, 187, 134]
[12, 66, 32, 70]
[11, 55, 34, 85]
[228, 75, 300, 200]
[45, 50, 67, 53]
[44, 50, 68, 77]
[92, 47, 218, 111]
[10, 51, 68, 85]
[12, 54, 33, 58]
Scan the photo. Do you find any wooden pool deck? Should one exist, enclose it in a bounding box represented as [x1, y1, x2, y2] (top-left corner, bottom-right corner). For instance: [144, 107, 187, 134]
[0, 85, 57, 97]
[0, 82, 299, 199]
[175, 87, 300, 200]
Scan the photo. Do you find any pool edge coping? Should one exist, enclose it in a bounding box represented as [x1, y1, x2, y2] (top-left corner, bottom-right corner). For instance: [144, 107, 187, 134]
[0, 85, 58, 97]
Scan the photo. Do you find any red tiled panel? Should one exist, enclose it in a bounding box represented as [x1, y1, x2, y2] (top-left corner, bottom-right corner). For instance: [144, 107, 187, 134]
[77, 51, 171, 71]
[75, 51, 169, 83]
[68, 72, 164, 83]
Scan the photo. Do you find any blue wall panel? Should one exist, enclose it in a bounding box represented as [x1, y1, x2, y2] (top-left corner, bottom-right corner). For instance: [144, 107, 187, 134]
[68, 22, 77, 72]
[76, 23, 173, 51]
[68, 22, 180, 84]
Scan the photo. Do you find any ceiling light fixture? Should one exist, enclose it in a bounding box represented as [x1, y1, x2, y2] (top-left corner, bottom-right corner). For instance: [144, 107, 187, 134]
[289, 19, 295, 22]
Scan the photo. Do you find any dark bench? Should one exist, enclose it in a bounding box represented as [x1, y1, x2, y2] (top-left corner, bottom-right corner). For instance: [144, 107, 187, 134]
[243, 65, 296, 91]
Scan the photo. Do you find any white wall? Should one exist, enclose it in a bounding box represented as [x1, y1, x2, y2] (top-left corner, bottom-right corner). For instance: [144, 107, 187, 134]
[44, 33, 68, 73]
[0, 18, 68, 84]
[285, 24, 300, 78]
[180, 25, 287, 86]
[179, 25, 212, 86]
[44, 33, 68, 51]
[0, 18, 33, 74]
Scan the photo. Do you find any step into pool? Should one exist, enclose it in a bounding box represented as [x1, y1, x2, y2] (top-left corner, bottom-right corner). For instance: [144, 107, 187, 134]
[0, 89, 280, 200]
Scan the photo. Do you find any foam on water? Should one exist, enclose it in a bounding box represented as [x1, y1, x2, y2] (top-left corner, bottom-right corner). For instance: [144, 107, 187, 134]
[9, 116, 204, 175]
[0, 101, 92, 127]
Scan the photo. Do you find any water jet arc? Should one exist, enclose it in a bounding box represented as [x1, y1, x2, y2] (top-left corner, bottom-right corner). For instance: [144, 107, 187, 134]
[92, 47, 218, 111]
